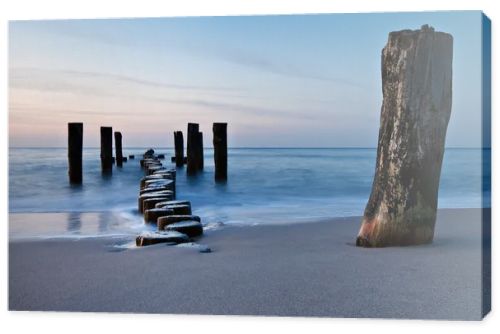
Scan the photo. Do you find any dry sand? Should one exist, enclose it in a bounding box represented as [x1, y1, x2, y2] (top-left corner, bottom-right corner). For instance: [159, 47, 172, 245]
[9, 208, 489, 320]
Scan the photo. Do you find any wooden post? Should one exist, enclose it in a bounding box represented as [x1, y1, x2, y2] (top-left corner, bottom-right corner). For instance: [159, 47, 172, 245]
[356, 25, 453, 247]
[100, 126, 113, 173]
[197, 131, 204, 171]
[186, 123, 199, 175]
[68, 122, 83, 184]
[114, 131, 123, 167]
[174, 131, 184, 167]
[213, 123, 227, 181]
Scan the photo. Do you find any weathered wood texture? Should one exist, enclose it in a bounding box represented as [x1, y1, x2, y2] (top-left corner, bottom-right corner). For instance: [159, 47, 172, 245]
[213, 123, 228, 181]
[356, 25, 453, 247]
[114, 131, 123, 167]
[174, 131, 184, 167]
[68, 123, 83, 184]
[100, 126, 113, 173]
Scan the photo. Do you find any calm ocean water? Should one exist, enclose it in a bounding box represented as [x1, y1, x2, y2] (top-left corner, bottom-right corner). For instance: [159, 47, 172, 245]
[9, 148, 490, 238]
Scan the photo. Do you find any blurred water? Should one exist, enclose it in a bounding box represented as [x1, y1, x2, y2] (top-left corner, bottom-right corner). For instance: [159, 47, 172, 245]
[9, 147, 489, 238]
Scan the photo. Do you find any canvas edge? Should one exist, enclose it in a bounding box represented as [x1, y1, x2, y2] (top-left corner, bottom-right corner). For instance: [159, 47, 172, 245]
[481, 11, 492, 319]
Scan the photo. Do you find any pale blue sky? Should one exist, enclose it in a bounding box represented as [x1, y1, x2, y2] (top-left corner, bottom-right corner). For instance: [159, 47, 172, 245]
[9, 11, 484, 147]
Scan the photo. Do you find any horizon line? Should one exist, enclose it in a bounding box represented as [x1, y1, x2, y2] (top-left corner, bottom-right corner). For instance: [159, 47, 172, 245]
[9, 146, 490, 150]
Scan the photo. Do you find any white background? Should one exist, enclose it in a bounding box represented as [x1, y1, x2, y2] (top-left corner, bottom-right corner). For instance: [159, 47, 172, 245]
[0, 0, 498, 333]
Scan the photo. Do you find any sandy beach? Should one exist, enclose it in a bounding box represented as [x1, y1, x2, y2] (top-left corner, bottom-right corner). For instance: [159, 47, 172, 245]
[9, 208, 488, 320]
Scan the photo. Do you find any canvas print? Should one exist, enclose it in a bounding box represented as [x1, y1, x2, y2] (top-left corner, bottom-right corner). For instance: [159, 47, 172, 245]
[8, 11, 491, 320]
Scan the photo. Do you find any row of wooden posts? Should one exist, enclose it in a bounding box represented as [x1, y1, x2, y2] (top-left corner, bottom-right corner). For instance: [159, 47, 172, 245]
[136, 150, 208, 248]
[67, 122, 228, 184]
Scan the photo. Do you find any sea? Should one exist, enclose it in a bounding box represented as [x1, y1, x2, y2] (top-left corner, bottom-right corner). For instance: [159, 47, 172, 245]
[8, 148, 490, 239]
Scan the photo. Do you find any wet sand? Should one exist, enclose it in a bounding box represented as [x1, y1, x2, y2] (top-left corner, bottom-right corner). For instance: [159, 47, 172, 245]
[9, 208, 489, 320]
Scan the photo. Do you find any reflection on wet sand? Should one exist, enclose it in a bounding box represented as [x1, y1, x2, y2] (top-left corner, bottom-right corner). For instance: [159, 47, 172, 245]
[98, 211, 112, 233]
[67, 212, 82, 234]
[9, 211, 141, 239]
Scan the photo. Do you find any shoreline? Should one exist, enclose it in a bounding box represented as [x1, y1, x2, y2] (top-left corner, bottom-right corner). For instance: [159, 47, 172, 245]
[9, 208, 487, 319]
[9, 207, 486, 241]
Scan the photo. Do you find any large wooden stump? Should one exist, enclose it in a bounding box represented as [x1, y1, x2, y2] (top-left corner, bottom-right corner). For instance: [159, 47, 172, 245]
[100, 126, 113, 173]
[213, 123, 227, 181]
[174, 131, 184, 167]
[356, 25, 453, 247]
[114, 131, 123, 167]
[187, 123, 199, 175]
[68, 122, 83, 184]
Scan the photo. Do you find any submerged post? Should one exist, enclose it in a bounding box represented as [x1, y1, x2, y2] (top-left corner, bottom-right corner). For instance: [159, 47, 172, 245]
[213, 123, 227, 181]
[186, 123, 199, 175]
[68, 122, 83, 184]
[100, 126, 113, 173]
[197, 131, 204, 171]
[174, 131, 184, 167]
[356, 25, 453, 247]
[114, 131, 123, 167]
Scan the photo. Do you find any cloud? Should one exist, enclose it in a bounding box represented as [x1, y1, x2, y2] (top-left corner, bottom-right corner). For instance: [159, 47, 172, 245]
[10, 96, 317, 122]
[173, 98, 316, 120]
[59, 69, 237, 92]
[213, 47, 363, 88]
[9, 92, 319, 126]
[9, 67, 327, 125]
[9, 67, 237, 93]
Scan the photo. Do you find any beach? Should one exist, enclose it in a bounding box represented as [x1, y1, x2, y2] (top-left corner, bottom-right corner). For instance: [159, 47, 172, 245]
[9, 208, 487, 320]
[7, 12, 492, 327]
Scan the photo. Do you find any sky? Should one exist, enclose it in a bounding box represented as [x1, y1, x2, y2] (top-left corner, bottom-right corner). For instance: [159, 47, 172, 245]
[9, 11, 485, 148]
